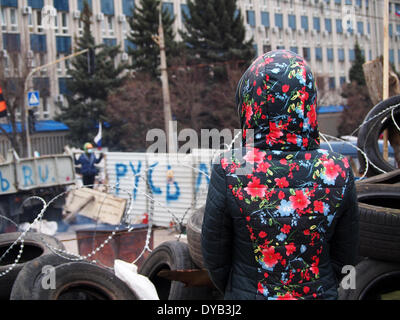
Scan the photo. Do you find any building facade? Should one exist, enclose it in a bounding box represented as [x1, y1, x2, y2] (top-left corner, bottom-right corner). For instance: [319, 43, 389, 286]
[1, 0, 400, 121]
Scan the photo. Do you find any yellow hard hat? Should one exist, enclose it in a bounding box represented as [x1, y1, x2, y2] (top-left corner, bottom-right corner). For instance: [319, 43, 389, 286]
[84, 142, 93, 151]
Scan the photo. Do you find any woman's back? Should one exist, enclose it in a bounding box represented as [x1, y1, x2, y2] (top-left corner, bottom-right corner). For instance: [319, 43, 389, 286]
[201, 50, 359, 300]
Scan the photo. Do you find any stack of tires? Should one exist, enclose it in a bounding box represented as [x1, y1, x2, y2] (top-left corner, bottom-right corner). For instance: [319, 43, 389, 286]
[137, 238, 219, 300]
[338, 171, 400, 300]
[0, 232, 137, 300]
[343, 96, 400, 300]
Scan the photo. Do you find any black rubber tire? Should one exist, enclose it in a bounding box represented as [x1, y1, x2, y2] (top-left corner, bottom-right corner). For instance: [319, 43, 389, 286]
[358, 200, 400, 263]
[357, 95, 400, 176]
[30, 261, 137, 300]
[186, 206, 205, 269]
[356, 169, 400, 185]
[0, 232, 65, 300]
[138, 240, 213, 300]
[10, 253, 79, 300]
[338, 258, 400, 300]
[356, 183, 400, 200]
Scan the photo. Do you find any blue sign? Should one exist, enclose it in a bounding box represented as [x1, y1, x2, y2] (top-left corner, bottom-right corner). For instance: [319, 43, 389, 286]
[27, 91, 40, 107]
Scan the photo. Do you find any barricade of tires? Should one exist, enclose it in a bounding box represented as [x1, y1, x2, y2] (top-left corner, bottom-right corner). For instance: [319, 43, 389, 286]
[0, 232, 137, 300]
[137, 240, 219, 300]
[342, 95, 400, 300]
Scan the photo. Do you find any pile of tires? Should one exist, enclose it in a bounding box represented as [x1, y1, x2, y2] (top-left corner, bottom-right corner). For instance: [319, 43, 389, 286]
[0, 232, 137, 300]
[337, 173, 400, 300]
[357, 95, 400, 177]
[137, 240, 219, 300]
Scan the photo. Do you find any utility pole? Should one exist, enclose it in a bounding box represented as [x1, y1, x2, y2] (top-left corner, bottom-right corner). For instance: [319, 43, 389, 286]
[23, 49, 89, 158]
[156, 1, 176, 153]
[383, 0, 389, 160]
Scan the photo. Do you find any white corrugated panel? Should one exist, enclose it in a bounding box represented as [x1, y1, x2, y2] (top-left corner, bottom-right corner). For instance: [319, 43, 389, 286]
[146, 153, 194, 227]
[105, 152, 148, 223]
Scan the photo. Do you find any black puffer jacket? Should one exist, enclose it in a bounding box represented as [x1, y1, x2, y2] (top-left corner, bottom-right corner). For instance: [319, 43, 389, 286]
[201, 50, 359, 300]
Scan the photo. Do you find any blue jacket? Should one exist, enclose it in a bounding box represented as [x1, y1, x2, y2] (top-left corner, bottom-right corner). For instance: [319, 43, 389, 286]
[75, 152, 103, 176]
[201, 50, 359, 300]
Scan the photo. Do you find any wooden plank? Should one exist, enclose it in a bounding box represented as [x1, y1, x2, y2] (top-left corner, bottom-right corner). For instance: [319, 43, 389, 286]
[64, 188, 127, 225]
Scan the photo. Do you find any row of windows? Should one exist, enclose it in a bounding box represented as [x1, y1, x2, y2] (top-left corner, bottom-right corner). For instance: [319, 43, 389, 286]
[2, 32, 137, 55]
[4, 30, 400, 65]
[0, 0, 136, 17]
[247, 11, 378, 35]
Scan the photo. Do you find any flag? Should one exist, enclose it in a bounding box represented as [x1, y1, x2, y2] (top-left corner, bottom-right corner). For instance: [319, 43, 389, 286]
[94, 121, 102, 149]
[0, 86, 7, 118]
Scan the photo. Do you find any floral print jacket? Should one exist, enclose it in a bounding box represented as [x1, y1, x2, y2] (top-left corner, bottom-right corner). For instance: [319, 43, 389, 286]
[201, 50, 359, 300]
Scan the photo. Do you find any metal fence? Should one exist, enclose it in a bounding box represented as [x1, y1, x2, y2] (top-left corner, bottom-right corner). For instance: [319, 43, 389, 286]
[0, 131, 69, 158]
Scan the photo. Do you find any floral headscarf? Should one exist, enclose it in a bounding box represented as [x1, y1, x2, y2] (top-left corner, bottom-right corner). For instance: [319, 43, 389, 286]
[236, 50, 320, 151]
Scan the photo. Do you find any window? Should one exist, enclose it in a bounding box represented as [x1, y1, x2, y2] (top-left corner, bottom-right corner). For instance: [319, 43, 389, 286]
[101, 0, 115, 15]
[356, 0, 362, 6]
[340, 77, 346, 85]
[327, 48, 334, 61]
[261, 11, 269, 27]
[338, 48, 345, 61]
[123, 0, 135, 17]
[54, 0, 69, 12]
[325, 19, 332, 33]
[162, 2, 174, 18]
[28, 0, 44, 9]
[10, 8, 18, 31]
[329, 77, 336, 90]
[56, 36, 71, 54]
[107, 16, 114, 36]
[103, 38, 117, 47]
[247, 10, 255, 27]
[290, 46, 298, 54]
[345, 0, 352, 4]
[303, 47, 310, 61]
[181, 4, 190, 23]
[357, 21, 364, 35]
[335, 0, 341, 3]
[398, 50, 400, 63]
[313, 17, 320, 32]
[253, 44, 258, 57]
[389, 24, 393, 37]
[390, 49, 394, 64]
[301, 16, 308, 31]
[336, 19, 343, 33]
[1, 0, 17, 6]
[349, 49, 355, 61]
[275, 13, 283, 29]
[78, 0, 92, 11]
[1, 7, 6, 31]
[36, 10, 43, 33]
[2, 33, 20, 52]
[124, 39, 136, 52]
[61, 12, 68, 34]
[315, 47, 322, 61]
[30, 34, 47, 53]
[288, 14, 296, 30]
[58, 77, 70, 95]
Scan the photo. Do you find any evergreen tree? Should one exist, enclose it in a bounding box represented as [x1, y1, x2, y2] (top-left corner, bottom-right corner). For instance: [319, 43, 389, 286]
[126, 0, 177, 79]
[180, 0, 254, 66]
[349, 42, 366, 86]
[56, 1, 127, 147]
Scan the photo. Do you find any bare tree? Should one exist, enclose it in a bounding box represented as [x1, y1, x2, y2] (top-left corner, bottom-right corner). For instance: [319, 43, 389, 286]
[0, 49, 32, 157]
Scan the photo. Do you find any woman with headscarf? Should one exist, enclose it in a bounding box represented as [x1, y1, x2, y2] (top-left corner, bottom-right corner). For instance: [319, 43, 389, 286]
[201, 50, 359, 300]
